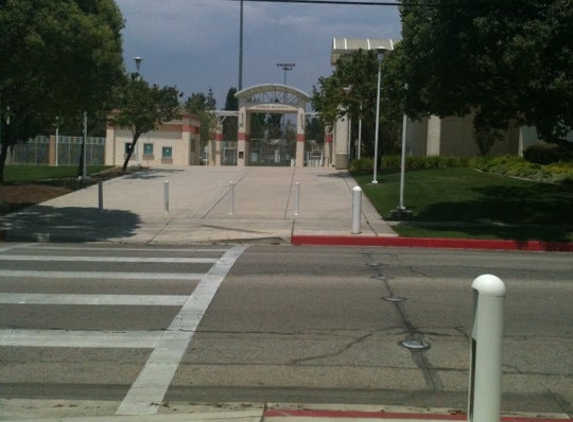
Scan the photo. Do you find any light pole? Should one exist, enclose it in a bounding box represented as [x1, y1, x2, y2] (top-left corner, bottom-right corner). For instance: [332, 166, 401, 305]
[239, 0, 244, 90]
[371, 48, 390, 184]
[133, 56, 143, 75]
[277, 62, 295, 85]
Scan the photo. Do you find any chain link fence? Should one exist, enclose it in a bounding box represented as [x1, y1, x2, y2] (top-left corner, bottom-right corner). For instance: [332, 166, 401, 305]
[8, 136, 106, 165]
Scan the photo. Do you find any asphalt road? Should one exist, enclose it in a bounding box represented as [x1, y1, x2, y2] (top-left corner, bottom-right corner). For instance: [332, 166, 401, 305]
[1, 243, 571, 419]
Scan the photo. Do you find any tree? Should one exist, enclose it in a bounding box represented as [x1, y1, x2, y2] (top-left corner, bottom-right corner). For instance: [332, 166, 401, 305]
[111, 74, 181, 171]
[396, 0, 573, 145]
[184, 89, 217, 146]
[223, 87, 239, 142]
[0, 0, 124, 182]
[312, 50, 402, 157]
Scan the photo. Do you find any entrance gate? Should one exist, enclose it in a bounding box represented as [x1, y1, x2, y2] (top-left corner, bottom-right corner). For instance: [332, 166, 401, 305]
[209, 84, 311, 167]
[249, 138, 296, 166]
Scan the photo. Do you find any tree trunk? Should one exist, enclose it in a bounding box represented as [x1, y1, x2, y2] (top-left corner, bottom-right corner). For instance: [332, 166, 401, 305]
[122, 133, 140, 172]
[0, 142, 8, 184]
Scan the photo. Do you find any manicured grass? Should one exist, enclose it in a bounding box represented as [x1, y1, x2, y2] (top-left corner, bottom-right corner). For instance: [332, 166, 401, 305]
[4, 165, 112, 182]
[354, 168, 573, 242]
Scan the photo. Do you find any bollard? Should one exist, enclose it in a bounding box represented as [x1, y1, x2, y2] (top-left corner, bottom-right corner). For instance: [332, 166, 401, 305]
[163, 181, 169, 213]
[351, 186, 362, 234]
[98, 180, 103, 211]
[228, 181, 235, 215]
[468, 274, 506, 422]
[293, 181, 300, 216]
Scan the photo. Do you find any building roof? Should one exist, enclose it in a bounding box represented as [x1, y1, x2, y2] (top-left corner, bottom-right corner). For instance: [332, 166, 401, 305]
[331, 38, 395, 65]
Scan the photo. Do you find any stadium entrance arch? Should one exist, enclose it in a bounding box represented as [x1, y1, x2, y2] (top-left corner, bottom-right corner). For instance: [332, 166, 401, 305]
[209, 84, 311, 167]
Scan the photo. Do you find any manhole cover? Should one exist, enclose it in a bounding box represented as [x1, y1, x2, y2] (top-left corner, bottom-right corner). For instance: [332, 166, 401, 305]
[400, 339, 430, 350]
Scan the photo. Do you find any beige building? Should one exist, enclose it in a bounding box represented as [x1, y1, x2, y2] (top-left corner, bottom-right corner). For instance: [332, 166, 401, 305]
[105, 111, 201, 167]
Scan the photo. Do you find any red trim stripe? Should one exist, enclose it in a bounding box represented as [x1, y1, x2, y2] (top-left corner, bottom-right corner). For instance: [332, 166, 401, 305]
[264, 409, 570, 422]
[290, 236, 573, 252]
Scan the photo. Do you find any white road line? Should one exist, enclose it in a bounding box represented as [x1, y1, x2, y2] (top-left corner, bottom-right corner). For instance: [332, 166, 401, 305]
[0, 255, 218, 263]
[0, 270, 204, 280]
[10, 246, 229, 253]
[116, 244, 249, 416]
[0, 329, 163, 348]
[0, 294, 188, 306]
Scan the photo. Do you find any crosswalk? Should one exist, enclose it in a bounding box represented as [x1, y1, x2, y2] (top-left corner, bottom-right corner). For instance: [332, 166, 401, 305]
[0, 243, 247, 416]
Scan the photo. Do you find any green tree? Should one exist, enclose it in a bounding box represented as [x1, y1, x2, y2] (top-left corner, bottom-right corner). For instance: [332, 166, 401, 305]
[397, 0, 573, 145]
[312, 50, 402, 157]
[0, 0, 124, 182]
[223, 87, 239, 142]
[184, 89, 217, 146]
[111, 74, 181, 171]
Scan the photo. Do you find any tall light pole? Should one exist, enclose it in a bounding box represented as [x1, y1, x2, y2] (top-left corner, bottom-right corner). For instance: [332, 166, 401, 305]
[239, 0, 244, 90]
[277, 62, 295, 85]
[371, 48, 389, 184]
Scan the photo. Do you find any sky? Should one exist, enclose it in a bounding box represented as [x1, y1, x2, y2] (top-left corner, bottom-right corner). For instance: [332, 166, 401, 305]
[115, 0, 402, 108]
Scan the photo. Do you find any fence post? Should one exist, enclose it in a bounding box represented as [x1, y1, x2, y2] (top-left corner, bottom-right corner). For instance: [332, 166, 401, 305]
[228, 181, 235, 215]
[351, 186, 362, 234]
[293, 181, 300, 216]
[163, 181, 169, 213]
[98, 180, 103, 211]
[468, 274, 506, 422]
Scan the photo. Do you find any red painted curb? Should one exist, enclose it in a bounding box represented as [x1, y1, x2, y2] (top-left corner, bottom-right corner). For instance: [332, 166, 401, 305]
[264, 409, 570, 422]
[291, 235, 573, 252]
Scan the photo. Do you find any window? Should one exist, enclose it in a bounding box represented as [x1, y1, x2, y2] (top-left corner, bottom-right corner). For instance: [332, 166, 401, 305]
[143, 143, 153, 155]
[161, 146, 173, 164]
[124, 143, 132, 154]
[162, 147, 172, 158]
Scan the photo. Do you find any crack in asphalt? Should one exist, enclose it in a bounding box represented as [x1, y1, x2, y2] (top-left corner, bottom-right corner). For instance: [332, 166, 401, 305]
[361, 249, 445, 391]
[287, 331, 376, 365]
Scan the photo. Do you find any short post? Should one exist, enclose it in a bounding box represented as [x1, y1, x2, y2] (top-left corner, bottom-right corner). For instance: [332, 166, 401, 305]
[468, 274, 506, 422]
[228, 181, 235, 215]
[293, 181, 300, 216]
[351, 186, 362, 234]
[163, 181, 169, 213]
[98, 180, 103, 211]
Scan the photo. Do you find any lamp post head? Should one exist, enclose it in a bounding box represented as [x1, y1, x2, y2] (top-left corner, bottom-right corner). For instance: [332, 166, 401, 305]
[133, 56, 143, 72]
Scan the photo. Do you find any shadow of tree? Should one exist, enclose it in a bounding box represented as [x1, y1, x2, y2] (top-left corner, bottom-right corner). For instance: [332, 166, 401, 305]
[123, 168, 185, 180]
[416, 183, 573, 225]
[0, 205, 141, 242]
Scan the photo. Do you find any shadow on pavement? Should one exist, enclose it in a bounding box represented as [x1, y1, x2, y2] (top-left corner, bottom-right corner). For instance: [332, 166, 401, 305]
[0, 205, 141, 242]
[123, 168, 185, 180]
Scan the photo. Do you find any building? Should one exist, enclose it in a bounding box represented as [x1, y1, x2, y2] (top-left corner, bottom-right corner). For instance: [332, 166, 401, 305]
[105, 111, 201, 167]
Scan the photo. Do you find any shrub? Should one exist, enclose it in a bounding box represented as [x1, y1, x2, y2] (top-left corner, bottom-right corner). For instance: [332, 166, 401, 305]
[523, 142, 573, 164]
[349, 157, 374, 174]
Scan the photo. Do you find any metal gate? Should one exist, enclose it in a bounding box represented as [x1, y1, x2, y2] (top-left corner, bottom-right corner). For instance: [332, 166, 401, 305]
[249, 139, 296, 166]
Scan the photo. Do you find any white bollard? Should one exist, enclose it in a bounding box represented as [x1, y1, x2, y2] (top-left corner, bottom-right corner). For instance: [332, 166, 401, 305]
[351, 186, 362, 234]
[228, 181, 235, 215]
[163, 181, 169, 213]
[98, 180, 103, 211]
[294, 181, 300, 216]
[468, 274, 506, 422]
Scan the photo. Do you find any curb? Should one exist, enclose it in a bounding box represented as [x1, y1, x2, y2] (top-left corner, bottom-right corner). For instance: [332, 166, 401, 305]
[291, 235, 573, 252]
[264, 409, 571, 421]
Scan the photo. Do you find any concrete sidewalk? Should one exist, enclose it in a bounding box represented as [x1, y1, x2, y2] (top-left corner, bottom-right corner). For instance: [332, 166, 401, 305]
[0, 166, 397, 244]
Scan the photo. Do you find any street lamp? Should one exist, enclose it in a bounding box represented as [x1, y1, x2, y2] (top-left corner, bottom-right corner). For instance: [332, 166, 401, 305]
[133, 56, 143, 75]
[371, 48, 389, 184]
[277, 62, 295, 85]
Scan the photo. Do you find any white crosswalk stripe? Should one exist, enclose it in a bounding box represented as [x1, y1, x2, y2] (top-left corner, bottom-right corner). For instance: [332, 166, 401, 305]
[0, 243, 248, 417]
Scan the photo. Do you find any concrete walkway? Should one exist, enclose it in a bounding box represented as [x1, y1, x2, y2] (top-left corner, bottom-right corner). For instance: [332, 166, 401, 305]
[0, 166, 397, 244]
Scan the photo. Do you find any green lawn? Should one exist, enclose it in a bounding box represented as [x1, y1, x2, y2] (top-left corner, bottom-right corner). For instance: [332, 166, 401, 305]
[4, 165, 111, 182]
[354, 168, 573, 242]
